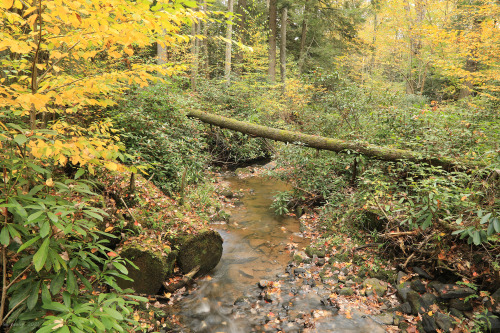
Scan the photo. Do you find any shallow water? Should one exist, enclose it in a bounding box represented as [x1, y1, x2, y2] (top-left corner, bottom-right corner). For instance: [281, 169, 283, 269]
[174, 175, 385, 333]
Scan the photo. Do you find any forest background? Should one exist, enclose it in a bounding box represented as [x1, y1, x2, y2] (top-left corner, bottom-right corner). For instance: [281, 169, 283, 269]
[0, 0, 499, 331]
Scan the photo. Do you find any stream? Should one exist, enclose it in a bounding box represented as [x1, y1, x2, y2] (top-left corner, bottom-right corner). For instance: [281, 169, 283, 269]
[173, 174, 385, 333]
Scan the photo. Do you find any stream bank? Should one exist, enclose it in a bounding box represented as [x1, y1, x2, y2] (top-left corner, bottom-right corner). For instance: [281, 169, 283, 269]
[169, 163, 500, 332]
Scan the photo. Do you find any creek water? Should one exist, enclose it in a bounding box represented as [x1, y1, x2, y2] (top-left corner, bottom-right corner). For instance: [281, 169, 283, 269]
[174, 175, 385, 333]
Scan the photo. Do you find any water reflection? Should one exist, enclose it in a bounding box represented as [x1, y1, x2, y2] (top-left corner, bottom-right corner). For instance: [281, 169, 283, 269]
[176, 176, 307, 332]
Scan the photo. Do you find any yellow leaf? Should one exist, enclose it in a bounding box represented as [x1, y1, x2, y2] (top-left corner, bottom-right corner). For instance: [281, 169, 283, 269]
[1, 0, 13, 9]
[46, 178, 54, 187]
[104, 226, 114, 232]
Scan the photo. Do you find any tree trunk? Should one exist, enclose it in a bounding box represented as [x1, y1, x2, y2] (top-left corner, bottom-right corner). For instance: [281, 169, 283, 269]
[280, 7, 287, 93]
[187, 110, 484, 171]
[268, 0, 278, 82]
[202, 1, 209, 77]
[298, 1, 309, 75]
[235, 0, 248, 74]
[191, 20, 198, 90]
[157, 30, 168, 65]
[225, 0, 234, 87]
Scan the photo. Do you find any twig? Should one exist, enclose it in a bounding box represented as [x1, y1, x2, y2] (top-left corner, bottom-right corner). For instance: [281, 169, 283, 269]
[36, 41, 80, 85]
[2, 295, 29, 325]
[163, 265, 200, 293]
[6, 263, 33, 290]
[351, 243, 382, 253]
[120, 196, 138, 225]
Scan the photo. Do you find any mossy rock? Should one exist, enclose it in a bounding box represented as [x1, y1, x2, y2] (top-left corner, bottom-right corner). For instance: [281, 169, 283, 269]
[360, 209, 387, 231]
[176, 229, 223, 275]
[118, 238, 177, 294]
[305, 245, 326, 258]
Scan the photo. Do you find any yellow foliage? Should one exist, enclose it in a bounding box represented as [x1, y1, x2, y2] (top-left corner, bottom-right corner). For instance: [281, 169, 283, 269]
[0, 0, 203, 171]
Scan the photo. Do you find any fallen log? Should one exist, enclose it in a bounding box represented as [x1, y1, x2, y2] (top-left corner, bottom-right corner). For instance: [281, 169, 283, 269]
[187, 110, 486, 171]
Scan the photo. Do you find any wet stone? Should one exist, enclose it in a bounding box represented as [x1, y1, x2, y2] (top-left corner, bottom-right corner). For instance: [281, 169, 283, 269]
[411, 279, 427, 294]
[339, 287, 354, 296]
[363, 278, 388, 297]
[449, 298, 473, 311]
[434, 284, 476, 299]
[421, 313, 438, 333]
[374, 313, 394, 325]
[412, 266, 433, 280]
[397, 282, 413, 302]
[435, 312, 453, 332]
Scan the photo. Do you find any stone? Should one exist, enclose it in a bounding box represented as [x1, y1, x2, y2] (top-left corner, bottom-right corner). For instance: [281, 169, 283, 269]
[449, 308, 464, 319]
[391, 302, 412, 314]
[374, 313, 394, 325]
[421, 313, 438, 333]
[294, 268, 306, 276]
[363, 278, 388, 296]
[411, 279, 427, 294]
[407, 290, 429, 315]
[490, 287, 500, 315]
[435, 312, 453, 332]
[118, 239, 177, 294]
[412, 266, 433, 280]
[397, 271, 408, 284]
[305, 245, 326, 258]
[449, 298, 473, 311]
[220, 188, 233, 198]
[339, 287, 354, 296]
[397, 282, 413, 302]
[421, 293, 438, 307]
[316, 258, 326, 266]
[434, 284, 476, 299]
[176, 229, 223, 275]
[259, 280, 271, 288]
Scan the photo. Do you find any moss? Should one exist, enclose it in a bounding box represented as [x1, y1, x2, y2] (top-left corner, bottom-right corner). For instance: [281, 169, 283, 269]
[176, 229, 223, 275]
[118, 239, 177, 294]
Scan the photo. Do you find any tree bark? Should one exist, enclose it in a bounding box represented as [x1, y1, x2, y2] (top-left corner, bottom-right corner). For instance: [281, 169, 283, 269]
[187, 110, 485, 171]
[268, 0, 278, 82]
[225, 0, 234, 87]
[280, 7, 287, 93]
[298, 1, 309, 74]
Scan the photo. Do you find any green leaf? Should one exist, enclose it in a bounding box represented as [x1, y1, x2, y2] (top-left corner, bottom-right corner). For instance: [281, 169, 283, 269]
[50, 272, 65, 294]
[42, 301, 69, 313]
[28, 210, 45, 222]
[112, 262, 128, 275]
[473, 231, 481, 246]
[13, 134, 27, 145]
[41, 283, 51, 304]
[27, 162, 49, 175]
[39, 220, 51, 238]
[67, 270, 77, 294]
[83, 210, 103, 221]
[27, 281, 40, 310]
[74, 168, 85, 180]
[480, 213, 492, 225]
[28, 185, 45, 196]
[493, 218, 500, 233]
[18, 235, 41, 252]
[33, 237, 50, 271]
[0, 226, 10, 246]
[103, 307, 123, 320]
[47, 212, 59, 223]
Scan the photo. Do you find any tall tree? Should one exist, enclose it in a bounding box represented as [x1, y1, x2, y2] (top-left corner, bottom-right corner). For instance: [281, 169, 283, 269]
[280, 5, 288, 92]
[298, 0, 310, 74]
[225, 0, 234, 86]
[268, 0, 278, 82]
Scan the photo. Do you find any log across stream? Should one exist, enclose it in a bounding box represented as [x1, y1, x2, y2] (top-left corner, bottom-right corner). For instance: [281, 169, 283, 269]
[173, 173, 385, 332]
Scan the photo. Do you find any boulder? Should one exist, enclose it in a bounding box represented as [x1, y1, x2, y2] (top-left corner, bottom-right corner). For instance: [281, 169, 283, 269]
[176, 229, 223, 275]
[118, 238, 177, 294]
[433, 284, 475, 299]
[363, 278, 388, 296]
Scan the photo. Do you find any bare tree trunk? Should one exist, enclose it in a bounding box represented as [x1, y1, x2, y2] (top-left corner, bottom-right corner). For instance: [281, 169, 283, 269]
[268, 0, 277, 82]
[235, 0, 247, 75]
[157, 30, 169, 65]
[280, 7, 287, 93]
[225, 0, 234, 87]
[298, 1, 309, 74]
[202, 1, 209, 77]
[191, 20, 198, 90]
